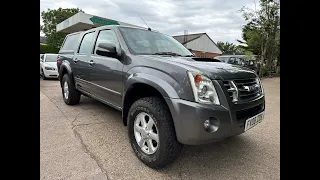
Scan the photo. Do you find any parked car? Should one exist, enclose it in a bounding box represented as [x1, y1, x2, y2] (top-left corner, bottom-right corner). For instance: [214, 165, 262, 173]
[214, 55, 246, 66]
[57, 26, 265, 169]
[214, 55, 260, 74]
[247, 59, 261, 75]
[40, 53, 59, 80]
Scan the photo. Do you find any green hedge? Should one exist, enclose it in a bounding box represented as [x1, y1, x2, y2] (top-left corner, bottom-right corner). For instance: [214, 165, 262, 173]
[259, 66, 280, 77]
[40, 44, 59, 54]
[260, 67, 269, 77]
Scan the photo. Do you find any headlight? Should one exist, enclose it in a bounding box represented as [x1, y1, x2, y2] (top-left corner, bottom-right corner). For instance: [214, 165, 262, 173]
[45, 67, 55, 70]
[255, 77, 264, 95]
[187, 71, 220, 105]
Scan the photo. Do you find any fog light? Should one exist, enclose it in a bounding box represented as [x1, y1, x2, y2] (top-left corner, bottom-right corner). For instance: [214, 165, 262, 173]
[203, 118, 220, 133]
[204, 120, 210, 129]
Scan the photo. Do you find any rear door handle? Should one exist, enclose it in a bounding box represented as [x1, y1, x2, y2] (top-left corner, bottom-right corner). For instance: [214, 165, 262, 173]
[73, 58, 79, 63]
[89, 60, 95, 66]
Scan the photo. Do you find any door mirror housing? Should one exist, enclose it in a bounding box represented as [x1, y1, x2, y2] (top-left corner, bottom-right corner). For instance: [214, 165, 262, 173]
[96, 42, 117, 57]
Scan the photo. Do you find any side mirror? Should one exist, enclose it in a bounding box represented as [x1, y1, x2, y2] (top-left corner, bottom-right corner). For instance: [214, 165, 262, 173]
[96, 42, 117, 57]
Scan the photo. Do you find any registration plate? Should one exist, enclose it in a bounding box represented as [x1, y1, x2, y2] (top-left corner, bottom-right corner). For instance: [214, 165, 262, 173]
[244, 112, 265, 131]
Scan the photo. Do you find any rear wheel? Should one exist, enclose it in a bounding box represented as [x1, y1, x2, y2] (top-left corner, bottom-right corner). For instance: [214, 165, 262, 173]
[61, 74, 81, 105]
[128, 97, 183, 169]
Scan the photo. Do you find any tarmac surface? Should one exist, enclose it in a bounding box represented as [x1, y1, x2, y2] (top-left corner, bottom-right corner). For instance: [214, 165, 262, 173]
[40, 77, 280, 180]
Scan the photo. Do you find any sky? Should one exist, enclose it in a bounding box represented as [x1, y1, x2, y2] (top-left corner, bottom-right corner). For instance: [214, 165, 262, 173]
[40, 0, 258, 45]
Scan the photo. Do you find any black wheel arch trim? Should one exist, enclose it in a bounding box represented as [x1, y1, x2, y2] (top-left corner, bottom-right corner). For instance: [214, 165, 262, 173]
[59, 62, 75, 88]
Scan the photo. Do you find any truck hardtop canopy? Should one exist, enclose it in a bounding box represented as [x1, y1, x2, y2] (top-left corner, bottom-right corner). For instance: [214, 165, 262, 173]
[56, 12, 144, 34]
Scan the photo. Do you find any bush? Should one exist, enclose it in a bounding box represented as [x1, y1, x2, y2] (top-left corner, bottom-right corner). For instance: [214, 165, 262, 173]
[259, 66, 269, 77]
[40, 44, 59, 54]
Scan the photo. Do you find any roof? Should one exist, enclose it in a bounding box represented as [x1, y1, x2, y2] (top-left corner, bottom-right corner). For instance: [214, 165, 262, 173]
[172, 32, 223, 54]
[40, 36, 47, 44]
[66, 25, 160, 38]
[87, 25, 155, 32]
[172, 33, 205, 44]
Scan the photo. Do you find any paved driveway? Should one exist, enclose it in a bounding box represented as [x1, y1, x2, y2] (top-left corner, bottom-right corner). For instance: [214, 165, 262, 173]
[40, 77, 280, 180]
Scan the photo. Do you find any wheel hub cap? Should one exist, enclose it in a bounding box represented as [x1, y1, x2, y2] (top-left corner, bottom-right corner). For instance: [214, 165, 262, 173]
[63, 81, 69, 99]
[133, 112, 159, 155]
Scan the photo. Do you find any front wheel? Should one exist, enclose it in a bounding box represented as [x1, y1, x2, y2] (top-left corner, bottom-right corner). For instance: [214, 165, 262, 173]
[41, 69, 47, 80]
[61, 74, 81, 105]
[128, 97, 183, 169]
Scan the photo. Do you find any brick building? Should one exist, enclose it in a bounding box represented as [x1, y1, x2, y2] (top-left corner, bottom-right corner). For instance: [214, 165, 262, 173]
[172, 33, 222, 58]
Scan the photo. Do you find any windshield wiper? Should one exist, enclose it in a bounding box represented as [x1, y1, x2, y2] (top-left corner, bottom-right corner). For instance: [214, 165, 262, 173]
[153, 52, 182, 56]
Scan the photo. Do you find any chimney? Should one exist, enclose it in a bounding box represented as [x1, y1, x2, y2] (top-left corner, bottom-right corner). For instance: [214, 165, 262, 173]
[183, 30, 188, 48]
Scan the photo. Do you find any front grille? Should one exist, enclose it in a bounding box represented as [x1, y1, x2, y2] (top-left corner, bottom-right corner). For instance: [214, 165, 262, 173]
[236, 103, 265, 124]
[234, 79, 261, 100]
[223, 81, 233, 99]
[223, 78, 262, 102]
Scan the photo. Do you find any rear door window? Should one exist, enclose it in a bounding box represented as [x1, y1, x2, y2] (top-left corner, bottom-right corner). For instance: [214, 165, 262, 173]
[78, 32, 95, 55]
[60, 33, 81, 51]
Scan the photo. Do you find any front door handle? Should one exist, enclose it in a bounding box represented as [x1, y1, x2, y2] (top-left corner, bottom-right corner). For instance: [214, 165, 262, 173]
[89, 60, 95, 66]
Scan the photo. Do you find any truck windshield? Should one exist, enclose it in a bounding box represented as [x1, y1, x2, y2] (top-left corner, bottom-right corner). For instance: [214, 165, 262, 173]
[119, 27, 194, 56]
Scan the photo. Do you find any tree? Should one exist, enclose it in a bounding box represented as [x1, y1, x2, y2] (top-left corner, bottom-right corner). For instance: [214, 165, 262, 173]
[239, 0, 280, 76]
[40, 44, 59, 54]
[237, 23, 261, 55]
[216, 41, 243, 54]
[40, 8, 84, 48]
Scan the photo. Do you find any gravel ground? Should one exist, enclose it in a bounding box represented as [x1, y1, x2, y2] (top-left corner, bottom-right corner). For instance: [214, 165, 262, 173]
[40, 77, 280, 180]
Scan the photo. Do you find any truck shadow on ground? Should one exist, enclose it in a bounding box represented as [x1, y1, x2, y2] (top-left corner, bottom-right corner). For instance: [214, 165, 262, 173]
[76, 97, 258, 176]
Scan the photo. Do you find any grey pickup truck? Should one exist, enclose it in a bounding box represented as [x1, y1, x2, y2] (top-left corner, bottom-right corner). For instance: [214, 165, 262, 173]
[57, 25, 265, 169]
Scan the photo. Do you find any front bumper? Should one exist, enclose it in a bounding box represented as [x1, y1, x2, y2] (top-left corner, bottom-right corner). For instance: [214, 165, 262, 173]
[165, 95, 265, 145]
[44, 69, 59, 78]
